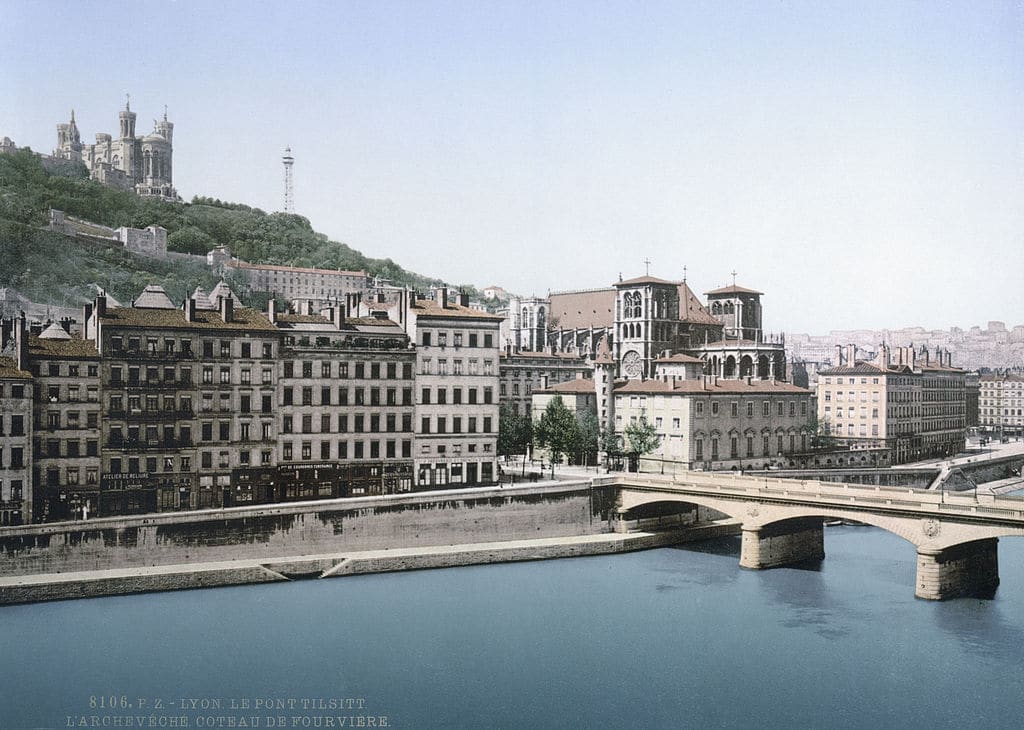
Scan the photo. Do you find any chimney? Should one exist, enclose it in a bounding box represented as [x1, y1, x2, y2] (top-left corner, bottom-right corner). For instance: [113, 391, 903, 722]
[219, 295, 233, 323]
[14, 314, 27, 372]
[184, 297, 196, 322]
[82, 302, 93, 330]
[436, 288, 449, 308]
[96, 293, 107, 317]
[333, 305, 344, 329]
[844, 344, 857, 366]
[459, 291, 470, 307]
[877, 343, 890, 370]
[305, 300, 314, 316]
[267, 299, 277, 324]
[835, 345, 843, 366]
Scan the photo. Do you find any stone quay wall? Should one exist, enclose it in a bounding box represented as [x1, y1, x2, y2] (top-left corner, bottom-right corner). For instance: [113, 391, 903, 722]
[0, 481, 619, 578]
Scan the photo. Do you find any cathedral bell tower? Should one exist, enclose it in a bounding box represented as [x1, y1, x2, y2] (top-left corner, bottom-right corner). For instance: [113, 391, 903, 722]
[613, 274, 680, 380]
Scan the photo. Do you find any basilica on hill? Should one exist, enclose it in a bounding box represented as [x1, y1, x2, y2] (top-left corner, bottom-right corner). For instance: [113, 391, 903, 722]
[53, 98, 178, 201]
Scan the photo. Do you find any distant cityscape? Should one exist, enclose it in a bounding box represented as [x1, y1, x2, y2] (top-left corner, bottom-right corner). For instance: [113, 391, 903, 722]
[1, 104, 1021, 532]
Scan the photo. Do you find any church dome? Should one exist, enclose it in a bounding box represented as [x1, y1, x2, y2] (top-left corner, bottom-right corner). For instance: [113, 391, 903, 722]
[142, 132, 168, 144]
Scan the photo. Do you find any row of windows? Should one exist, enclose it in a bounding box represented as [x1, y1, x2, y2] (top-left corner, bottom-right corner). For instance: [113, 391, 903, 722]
[421, 331, 494, 349]
[420, 387, 492, 405]
[110, 336, 274, 360]
[283, 360, 412, 380]
[34, 438, 99, 459]
[420, 358, 494, 376]
[694, 433, 808, 461]
[0, 383, 28, 399]
[420, 416, 493, 434]
[282, 413, 412, 434]
[34, 362, 99, 378]
[282, 440, 412, 461]
[283, 386, 412, 407]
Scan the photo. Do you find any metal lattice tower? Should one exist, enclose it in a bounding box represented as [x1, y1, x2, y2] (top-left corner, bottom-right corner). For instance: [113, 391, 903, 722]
[282, 146, 294, 213]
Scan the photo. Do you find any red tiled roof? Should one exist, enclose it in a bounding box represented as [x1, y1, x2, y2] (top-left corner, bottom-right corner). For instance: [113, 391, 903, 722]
[536, 378, 596, 394]
[655, 353, 704, 364]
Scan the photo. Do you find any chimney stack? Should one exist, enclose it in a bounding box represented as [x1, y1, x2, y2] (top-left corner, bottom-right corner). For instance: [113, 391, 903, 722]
[334, 305, 345, 329]
[459, 290, 470, 307]
[219, 295, 233, 323]
[185, 297, 197, 322]
[82, 302, 93, 331]
[436, 287, 449, 308]
[96, 292, 107, 317]
[14, 314, 27, 372]
[267, 298, 277, 324]
[835, 345, 843, 366]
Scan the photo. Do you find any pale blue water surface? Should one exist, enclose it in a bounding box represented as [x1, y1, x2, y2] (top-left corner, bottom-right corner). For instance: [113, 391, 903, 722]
[2, 527, 1024, 729]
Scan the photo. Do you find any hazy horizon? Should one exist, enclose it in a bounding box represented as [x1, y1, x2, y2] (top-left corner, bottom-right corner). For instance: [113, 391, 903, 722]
[3, 1, 1022, 334]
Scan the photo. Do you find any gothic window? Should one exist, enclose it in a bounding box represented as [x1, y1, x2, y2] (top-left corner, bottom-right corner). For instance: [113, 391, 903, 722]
[712, 302, 722, 315]
[631, 291, 642, 318]
[725, 301, 735, 315]
[622, 350, 642, 378]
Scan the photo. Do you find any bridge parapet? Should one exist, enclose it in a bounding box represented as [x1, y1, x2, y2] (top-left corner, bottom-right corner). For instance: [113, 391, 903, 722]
[609, 472, 1024, 600]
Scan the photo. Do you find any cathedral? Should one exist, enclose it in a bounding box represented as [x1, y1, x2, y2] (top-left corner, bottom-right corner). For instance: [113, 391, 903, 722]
[54, 99, 178, 201]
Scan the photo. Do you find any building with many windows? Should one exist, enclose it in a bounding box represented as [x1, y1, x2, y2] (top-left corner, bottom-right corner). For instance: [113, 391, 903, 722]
[0, 352, 32, 525]
[979, 372, 1024, 435]
[274, 304, 415, 498]
[613, 377, 814, 470]
[85, 285, 280, 514]
[499, 350, 590, 417]
[392, 289, 502, 489]
[817, 344, 965, 463]
[28, 323, 102, 521]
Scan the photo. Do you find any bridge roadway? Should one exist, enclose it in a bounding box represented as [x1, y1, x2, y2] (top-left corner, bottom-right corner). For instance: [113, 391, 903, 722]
[607, 471, 1024, 600]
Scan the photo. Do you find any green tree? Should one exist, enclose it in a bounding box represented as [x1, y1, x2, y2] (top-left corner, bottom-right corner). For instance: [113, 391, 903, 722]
[498, 405, 533, 458]
[576, 411, 600, 466]
[533, 395, 580, 475]
[624, 412, 662, 465]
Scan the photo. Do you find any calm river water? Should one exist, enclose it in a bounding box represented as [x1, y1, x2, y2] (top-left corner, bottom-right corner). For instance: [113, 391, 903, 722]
[3, 527, 1024, 729]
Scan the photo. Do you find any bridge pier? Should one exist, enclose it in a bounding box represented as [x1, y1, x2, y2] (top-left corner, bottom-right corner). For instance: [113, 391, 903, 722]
[739, 518, 824, 569]
[915, 539, 1000, 601]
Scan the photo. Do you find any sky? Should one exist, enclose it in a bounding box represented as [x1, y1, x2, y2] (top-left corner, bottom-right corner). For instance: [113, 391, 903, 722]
[2, 1, 1022, 334]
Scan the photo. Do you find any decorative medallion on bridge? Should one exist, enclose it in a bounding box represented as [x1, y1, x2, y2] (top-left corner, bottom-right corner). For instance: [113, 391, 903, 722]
[746, 504, 760, 518]
[921, 518, 940, 538]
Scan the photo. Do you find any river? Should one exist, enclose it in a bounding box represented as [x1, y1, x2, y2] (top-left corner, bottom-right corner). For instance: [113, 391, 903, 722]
[2, 526, 1024, 728]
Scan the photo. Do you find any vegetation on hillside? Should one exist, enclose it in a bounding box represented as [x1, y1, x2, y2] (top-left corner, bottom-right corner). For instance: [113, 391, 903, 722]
[0, 148, 484, 306]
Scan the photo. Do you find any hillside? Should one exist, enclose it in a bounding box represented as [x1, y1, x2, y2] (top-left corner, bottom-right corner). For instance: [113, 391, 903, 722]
[0, 148, 481, 308]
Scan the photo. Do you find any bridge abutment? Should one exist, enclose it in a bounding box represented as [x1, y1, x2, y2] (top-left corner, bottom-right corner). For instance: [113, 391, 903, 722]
[915, 539, 1000, 601]
[739, 518, 824, 569]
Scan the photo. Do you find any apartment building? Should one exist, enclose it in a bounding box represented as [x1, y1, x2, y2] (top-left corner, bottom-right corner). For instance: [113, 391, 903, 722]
[274, 304, 415, 498]
[28, 323, 102, 521]
[396, 289, 502, 489]
[979, 373, 1024, 434]
[613, 377, 814, 469]
[499, 350, 591, 417]
[0, 354, 32, 525]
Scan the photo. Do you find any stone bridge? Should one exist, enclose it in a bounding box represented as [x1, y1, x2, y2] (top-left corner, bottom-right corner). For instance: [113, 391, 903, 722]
[607, 471, 1024, 600]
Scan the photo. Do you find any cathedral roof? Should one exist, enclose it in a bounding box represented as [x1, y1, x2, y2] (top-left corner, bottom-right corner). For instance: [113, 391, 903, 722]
[616, 275, 677, 287]
[705, 284, 764, 296]
[678, 281, 719, 325]
[655, 353, 703, 364]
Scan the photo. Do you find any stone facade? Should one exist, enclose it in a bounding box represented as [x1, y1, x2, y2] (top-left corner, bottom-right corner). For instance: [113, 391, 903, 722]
[817, 344, 966, 463]
[274, 306, 415, 497]
[391, 289, 503, 489]
[0, 354, 32, 525]
[979, 372, 1024, 434]
[54, 103, 177, 201]
[499, 350, 590, 417]
[613, 378, 814, 470]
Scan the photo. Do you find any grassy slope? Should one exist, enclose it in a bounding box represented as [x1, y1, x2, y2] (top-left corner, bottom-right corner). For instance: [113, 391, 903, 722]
[0, 148, 481, 308]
